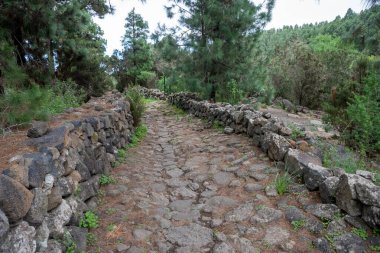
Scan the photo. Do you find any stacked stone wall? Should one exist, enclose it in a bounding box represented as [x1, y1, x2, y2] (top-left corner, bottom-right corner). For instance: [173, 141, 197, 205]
[143, 88, 380, 230]
[0, 91, 134, 253]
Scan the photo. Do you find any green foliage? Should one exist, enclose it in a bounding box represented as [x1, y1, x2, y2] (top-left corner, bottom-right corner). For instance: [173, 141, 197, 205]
[129, 124, 148, 148]
[316, 142, 367, 174]
[64, 234, 77, 253]
[351, 227, 368, 240]
[211, 120, 224, 131]
[345, 73, 380, 154]
[291, 220, 306, 231]
[106, 223, 116, 232]
[0, 80, 84, 128]
[79, 211, 99, 229]
[369, 245, 380, 252]
[224, 79, 243, 105]
[288, 123, 305, 140]
[113, 8, 153, 87]
[117, 149, 127, 161]
[161, 0, 274, 100]
[125, 86, 146, 126]
[99, 175, 117, 186]
[274, 173, 292, 195]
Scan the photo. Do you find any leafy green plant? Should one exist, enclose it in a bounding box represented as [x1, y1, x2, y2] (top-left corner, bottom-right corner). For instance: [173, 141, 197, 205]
[99, 175, 117, 186]
[369, 245, 380, 251]
[374, 227, 380, 236]
[351, 227, 368, 240]
[63, 232, 77, 253]
[0, 80, 85, 129]
[125, 86, 146, 126]
[274, 172, 292, 195]
[79, 211, 99, 229]
[291, 220, 305, 231]
[288, 123, 305, 140]
[225, 79, 243, 105]
[128, 124, 148, 148]
[211, 120, 224, 131]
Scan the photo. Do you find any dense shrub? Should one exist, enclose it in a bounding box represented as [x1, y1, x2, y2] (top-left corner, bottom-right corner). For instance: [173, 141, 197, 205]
[125, 86, 146, 126]
[0, 80, 85, 129]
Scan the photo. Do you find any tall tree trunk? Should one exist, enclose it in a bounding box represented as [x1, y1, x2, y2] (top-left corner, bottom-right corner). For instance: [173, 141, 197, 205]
[12, 17, 26, 66]
[0, 70, 4, 95]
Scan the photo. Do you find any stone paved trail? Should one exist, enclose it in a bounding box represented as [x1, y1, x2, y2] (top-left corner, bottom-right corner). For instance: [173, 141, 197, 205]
[89, 101, 372, 253]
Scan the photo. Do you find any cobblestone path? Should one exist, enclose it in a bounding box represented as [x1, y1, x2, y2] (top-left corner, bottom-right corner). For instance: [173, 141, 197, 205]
[89, 101, 375, 253]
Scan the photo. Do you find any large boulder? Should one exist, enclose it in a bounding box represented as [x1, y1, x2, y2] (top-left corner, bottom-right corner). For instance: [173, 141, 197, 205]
[335, 174, 364, 216]
[362, 206, 380, 228]
[0, 221, 36, 253]
[303, 163, 332, 191]
[355, 179, 380, 207]
[0, 174, 34, 223]
[261, 132, 290, 161]
[284, 149, 321, 177]
[319, 177, 340, 203]
[46, 200, 73, 238]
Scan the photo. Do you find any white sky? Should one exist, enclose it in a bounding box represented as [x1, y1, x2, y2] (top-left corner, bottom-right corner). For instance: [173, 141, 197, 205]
[94, 0, 367, 55]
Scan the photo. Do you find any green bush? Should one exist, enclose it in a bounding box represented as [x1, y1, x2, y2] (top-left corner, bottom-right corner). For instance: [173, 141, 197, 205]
[79, 211, 99, 229]
[0, 80, 85, 128]
[275, 172, 292, 195]
[125, 86, 146, 126]
[129, 124, 148, 148]
[99, 175, 117, 186]
[345, 74, 380, 154]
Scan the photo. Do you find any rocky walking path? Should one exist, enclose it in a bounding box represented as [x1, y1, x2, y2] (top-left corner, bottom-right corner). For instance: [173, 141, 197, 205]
[89, 101, 378, 253]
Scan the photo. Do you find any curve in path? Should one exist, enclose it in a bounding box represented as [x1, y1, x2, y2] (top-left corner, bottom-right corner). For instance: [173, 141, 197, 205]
[88, 101, 368, 253]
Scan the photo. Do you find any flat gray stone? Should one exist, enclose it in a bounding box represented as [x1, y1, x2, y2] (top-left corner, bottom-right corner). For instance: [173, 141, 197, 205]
[167, 168, 184, 178]
[133, 229, 152, 240]
[169, 200, 193, 212]
[165, 223, 213, 247]
[305, 204, 340, 220]
[214, 172, 233, 186]
[251, 206, 283, 224]
[263, 227, 289, 245]
[225, 202, 255, 222]
[244, 183, 264, 193]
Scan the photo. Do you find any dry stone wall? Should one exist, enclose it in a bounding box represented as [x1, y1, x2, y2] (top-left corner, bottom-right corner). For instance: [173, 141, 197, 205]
[143, 88, 380, 230]
[0, 91, 134, 253]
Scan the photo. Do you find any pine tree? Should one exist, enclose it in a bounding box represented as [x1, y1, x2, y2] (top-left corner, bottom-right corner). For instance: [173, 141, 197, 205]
[165, 0, 274, 100]
[120, 8, 153, 87]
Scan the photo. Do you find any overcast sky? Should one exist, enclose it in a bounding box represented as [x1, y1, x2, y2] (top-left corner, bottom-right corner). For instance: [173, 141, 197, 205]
[94, 0, 367, 55]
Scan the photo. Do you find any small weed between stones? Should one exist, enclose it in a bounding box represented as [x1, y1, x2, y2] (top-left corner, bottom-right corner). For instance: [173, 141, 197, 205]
[105, 208, 117, 215]
[291, 220, 306, 231]
[274, 172, 292, 195]
[99, 175, 117, 186]
[351, 227, 368, 240]
[107, 223, 116, 232]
